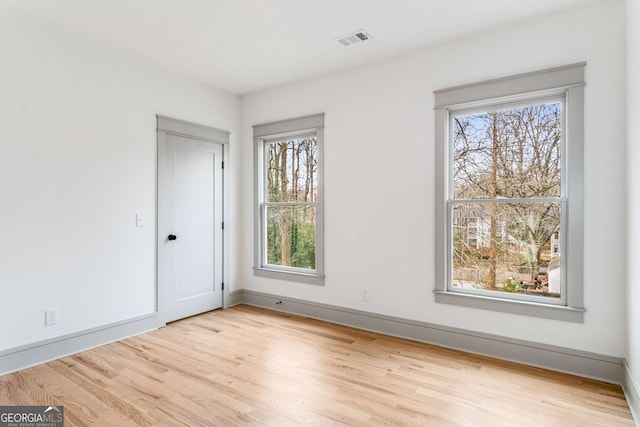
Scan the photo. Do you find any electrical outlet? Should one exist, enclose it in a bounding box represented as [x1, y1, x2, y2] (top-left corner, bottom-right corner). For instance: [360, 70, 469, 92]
[362, 288, 369, 302]
[45, 308, 58, 326]
[136, 213, 144, 227]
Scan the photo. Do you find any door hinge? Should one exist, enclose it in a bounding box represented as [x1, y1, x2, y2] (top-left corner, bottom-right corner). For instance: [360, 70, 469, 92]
[222, 222, 224, 230]
[222, 282, 224, 290]
[221, 161, 224, 169]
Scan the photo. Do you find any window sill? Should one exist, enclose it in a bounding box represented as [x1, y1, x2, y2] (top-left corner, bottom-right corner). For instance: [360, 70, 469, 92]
[253, 267, 325, 286]
[433, 290, 584, 323]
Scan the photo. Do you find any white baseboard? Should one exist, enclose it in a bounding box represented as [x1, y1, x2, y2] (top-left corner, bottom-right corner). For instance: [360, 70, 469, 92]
[239, 289, 624, 384]
[624, 361, 640, 426]
[0, 313, 159, 377]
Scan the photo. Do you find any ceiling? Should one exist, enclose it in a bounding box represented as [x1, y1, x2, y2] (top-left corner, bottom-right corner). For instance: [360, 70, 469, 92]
[2, 0, 600, 95]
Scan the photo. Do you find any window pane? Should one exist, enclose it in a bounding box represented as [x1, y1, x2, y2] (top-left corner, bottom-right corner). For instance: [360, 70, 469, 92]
[266, 138, 318, 202]
[266, 205, 316, 269]
[451, 202, 561, 299]
[452, 102, 562, 199]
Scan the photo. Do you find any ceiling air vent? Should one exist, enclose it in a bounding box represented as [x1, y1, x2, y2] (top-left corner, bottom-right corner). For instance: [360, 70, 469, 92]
[336, 30, 372, 47]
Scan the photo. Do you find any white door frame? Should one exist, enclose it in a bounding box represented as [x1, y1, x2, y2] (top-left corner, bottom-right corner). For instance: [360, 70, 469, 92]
[156, 115, 230, 327]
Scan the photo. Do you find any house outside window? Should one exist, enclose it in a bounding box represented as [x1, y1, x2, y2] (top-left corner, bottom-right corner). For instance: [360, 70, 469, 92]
[433, 64, 586, 322]
[253, 114, 325, 285]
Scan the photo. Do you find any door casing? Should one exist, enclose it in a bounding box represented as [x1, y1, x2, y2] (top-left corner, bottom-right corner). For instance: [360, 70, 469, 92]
[157, 115, 230, 326]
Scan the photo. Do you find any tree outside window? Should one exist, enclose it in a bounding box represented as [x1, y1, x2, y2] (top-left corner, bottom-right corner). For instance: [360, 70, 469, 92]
[264, 138, 318, 269]
[451, 102, 563, 299]
[253, 113, 325, 285]
[434, 63, 584, 321]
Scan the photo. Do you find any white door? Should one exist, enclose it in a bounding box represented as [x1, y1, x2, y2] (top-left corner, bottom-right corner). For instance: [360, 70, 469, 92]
[160, 133, 224, 323]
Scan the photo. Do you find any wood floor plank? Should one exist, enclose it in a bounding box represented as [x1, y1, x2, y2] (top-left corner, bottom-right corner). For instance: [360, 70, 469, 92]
[47, 359, 154, 426]
[14, 364, 139, 427]
[0, 304, 633, 426]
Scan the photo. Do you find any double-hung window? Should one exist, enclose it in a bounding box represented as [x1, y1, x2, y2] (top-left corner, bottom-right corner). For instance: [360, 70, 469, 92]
[433, 64, 585, 322]
[253, 114, 325, 285]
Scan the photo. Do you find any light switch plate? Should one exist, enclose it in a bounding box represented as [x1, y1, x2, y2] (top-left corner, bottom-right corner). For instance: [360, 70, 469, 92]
[136, 214, 144, 227]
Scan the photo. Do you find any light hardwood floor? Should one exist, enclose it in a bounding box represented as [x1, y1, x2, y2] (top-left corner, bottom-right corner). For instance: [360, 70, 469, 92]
[0, 305, 634, 426]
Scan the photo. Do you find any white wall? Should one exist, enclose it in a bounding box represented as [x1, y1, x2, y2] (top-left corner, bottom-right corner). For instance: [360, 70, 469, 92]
[0, 19, 241, 351]
[0, 0, 627, 362]
[241, 0, 626, 356]
[626, 0, 640, 393]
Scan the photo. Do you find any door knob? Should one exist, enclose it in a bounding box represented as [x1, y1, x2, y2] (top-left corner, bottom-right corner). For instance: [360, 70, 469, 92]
[168, 234, 177, 241]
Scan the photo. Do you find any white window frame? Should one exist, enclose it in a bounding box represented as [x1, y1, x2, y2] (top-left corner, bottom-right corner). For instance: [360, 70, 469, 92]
[433, 63, 586, 322]
[253, 113, 325, 285]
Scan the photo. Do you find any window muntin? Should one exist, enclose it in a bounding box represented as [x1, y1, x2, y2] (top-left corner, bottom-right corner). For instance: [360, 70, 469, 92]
[448, 99, 565, 303]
